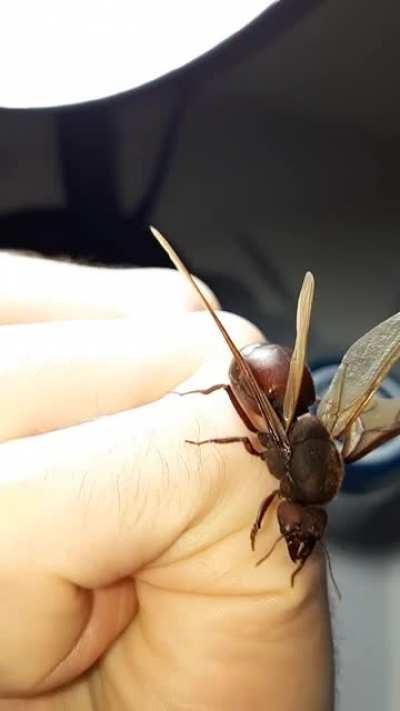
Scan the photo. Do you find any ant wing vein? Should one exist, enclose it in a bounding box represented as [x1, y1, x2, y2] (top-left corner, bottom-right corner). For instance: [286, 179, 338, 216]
[342, 396, 400, 462]
[282, 272, 315, 430]
[318, 312, 400, 437]
[150, 226, 289, 451]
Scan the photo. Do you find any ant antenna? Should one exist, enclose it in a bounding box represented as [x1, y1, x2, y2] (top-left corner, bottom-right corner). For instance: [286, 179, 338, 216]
[255, 535, 284, 567]
[319, 541, 341, 600]
[291, 558, 307, 587]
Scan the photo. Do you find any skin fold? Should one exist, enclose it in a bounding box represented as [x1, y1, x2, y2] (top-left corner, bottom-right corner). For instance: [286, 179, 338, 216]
[0, 252, 334, 710]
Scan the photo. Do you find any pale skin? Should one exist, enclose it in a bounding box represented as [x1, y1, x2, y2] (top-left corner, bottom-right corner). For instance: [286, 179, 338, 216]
[0, 252, 334, 710]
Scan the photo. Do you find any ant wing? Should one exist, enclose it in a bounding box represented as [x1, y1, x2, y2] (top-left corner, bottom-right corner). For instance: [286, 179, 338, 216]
[342, 396, 400, 462]
[282, 272, 315, 430]
[317, 312, 400, 437]
[150, 226, 289, 452]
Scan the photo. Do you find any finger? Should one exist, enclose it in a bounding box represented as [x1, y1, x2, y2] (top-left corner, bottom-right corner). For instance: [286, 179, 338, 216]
[36, 578, 138, 694]
[0, 251, 218, 323]
[0, 311, 264, 441]
[0, 321, 330, 702]
[0, 350, 329, 698]
[0, 322, 267, 690]
[0, 323, 265, 581]
[0, 349, 320, 596]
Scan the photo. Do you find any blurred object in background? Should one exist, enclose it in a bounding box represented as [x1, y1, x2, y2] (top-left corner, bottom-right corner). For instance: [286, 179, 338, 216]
[0, 0, 299, 266]
[0, 1, 277, 108]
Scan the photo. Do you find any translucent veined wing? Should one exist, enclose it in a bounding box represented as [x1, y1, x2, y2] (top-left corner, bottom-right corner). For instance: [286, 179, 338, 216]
[150, 226, 289, 452]
[342, 395, 400, 462]
[317, 312, 400, 437]
[282, 272, 315, 430]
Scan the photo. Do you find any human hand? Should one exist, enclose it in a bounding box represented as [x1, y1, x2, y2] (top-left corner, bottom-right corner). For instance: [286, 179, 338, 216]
[0, 252, 334, 710]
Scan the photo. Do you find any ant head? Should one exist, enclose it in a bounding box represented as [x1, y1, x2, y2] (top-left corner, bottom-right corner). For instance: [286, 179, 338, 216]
[277, 501, 327, 563]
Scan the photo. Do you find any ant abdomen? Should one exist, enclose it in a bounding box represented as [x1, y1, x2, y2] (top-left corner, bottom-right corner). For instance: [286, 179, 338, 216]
[229, 343, 315, 421]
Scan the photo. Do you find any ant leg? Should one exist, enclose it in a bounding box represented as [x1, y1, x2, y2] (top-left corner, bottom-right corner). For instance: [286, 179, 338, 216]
[186, 436, 262, 457]
[319, 541, 341, 600]
[174, 384, 257, 433]
[256, 534, 284, 566]
[290, 559, 307, 587]
[174, 384, 225, 396]
[250, 490, 279, 550]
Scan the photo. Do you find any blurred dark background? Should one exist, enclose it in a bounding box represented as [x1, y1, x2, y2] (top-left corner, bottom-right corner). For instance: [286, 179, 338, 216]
[1, 2, 400, 707]
[1, 0, 400, 357]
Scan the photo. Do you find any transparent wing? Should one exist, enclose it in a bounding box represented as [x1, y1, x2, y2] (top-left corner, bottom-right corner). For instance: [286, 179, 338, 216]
[282, 272, 315, 430]
[342, 396, 400, 462]
[318, 312, 400, 437]
[150, 226, 289, 452]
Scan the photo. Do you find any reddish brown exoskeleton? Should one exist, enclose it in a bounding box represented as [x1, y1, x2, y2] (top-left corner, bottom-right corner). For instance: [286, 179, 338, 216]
[150, 227, 400, 588]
